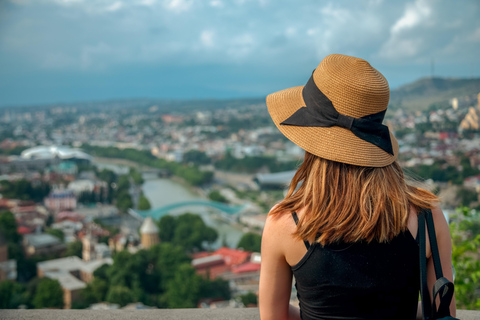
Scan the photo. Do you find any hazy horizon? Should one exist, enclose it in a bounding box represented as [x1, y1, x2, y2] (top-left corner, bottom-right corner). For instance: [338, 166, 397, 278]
[1, 0, 479, 107]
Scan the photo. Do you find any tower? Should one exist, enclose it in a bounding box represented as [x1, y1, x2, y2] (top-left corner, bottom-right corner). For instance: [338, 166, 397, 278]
[140, 217, 159, 249]
[82, 232, 95, 261]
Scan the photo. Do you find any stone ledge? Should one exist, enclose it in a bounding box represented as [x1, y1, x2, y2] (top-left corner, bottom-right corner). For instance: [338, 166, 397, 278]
[0, 309, 478, 320]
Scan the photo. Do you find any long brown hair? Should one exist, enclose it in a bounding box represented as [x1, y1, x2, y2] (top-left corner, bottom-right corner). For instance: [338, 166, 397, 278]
[270, 152, 438, 244]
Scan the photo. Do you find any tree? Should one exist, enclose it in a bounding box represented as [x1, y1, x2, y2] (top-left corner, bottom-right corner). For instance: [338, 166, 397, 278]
[129, 168, 144, 185]
[237, 232, 262, 252]
[0, 281, 25, 308]
[208, 190, 228, 203]
[0, 211, 21, 244]
[153, 243, 191, 291]
[116, 191, 133, 212]
[64, 241, 82, 258]
[165, 263, 202, 308]
[199, 278, 231, 301]
[172, 213, 218, 251]
[81, 278, 108, 304]
[158, 215, 176, 242]
[138, 195, 151, 210]
[106, 285, 134, 307]
[46, 228, 64, 242]
[183, 150, 211, 165]
[450, 206, 480, 309]
[33, 278, 64, 309]
[239, 291, 258, 307]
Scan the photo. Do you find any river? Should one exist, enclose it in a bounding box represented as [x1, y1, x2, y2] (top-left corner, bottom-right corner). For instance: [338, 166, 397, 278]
[141, 174, 244, 248]
[93, 159, 245, 248]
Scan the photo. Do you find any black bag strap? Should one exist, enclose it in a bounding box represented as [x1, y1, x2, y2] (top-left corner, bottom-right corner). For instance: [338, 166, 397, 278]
[426, 210, 444, 279]
[418, 209, 431, 320]
[418, 208, 456, 320]
[291, 212, 310, 250]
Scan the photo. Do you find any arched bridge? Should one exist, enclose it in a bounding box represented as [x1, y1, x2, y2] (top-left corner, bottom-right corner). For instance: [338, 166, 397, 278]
[131, 200, 246, 220]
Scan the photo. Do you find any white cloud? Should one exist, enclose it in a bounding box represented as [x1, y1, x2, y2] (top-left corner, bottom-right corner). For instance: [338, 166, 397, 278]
[138, 0, 156, 6]
[209, 0, 223, 8]
[379, 0, 432, 60]
[165, 0, 192, 12]
[1, 0, 479, 75]
[200, 30, 215, 48]
[391, 0, 431, 34]
[105, 1, 123, 11]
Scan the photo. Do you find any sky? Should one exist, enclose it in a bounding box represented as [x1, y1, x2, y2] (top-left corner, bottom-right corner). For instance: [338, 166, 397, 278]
[1, 0, 479, 107]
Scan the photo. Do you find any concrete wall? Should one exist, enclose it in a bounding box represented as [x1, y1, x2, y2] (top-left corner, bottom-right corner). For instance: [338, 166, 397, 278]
[0, 309, 479, 320]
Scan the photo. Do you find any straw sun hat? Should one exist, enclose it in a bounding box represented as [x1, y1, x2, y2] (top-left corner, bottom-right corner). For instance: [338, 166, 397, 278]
[266, 54, 399, 168]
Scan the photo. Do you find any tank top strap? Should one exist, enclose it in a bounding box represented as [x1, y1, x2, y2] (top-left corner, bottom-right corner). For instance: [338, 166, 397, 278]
[291, 212, 311, 250]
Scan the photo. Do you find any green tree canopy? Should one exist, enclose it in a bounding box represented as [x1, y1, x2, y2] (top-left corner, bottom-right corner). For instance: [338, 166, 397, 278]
[0, 211, 21, 244]
[165, 263, 202, 308]
[33, 278, 64, 309]
[0, 281, 26, 309]
[208, 190, 228, 203]
[237, 232, 262, 252]
[106, 285, 134, 307]
[64, 241, 83, 258]
[158, 213, 218, 251]
[138, 195, 151, 210]
[172, 213, 218, 251]
[158, 215, 176, 242]
[450, 206, 480, 310]
[239, 291, 258, 307]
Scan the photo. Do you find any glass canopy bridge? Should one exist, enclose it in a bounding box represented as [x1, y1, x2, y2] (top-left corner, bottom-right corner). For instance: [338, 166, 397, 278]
[129, 200, 247, 220]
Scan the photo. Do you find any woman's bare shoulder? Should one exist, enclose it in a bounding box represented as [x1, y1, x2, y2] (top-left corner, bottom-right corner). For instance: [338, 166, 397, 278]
[265, 205, 296, 236]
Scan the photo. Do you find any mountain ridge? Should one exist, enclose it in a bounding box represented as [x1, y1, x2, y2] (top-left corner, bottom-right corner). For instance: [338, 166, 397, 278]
[389, 77, 480, 111]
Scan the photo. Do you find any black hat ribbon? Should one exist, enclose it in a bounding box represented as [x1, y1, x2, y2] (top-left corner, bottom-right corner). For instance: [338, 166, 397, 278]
[280, 73, 394, 156]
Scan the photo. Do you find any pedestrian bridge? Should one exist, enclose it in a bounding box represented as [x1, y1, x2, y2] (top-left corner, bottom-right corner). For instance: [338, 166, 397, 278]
[130, 200, 246, 220]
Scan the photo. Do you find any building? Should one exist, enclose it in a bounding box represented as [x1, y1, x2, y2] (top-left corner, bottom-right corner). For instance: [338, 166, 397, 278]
[23, 233, 66, 257]
[37, 256, 113, 309]
[192, 248, 261, 295]
[0, 232, 17, 281]
[82, 233, 111, 262]
[255, 171, 296, 189]
[44, 189, 77, 212]
[140, 217, 159, 249]
[21, 145, 92, 163]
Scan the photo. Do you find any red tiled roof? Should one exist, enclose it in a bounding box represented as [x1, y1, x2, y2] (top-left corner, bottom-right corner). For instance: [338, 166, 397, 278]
[232, 262, 261, 274]
[213, 247, 251, 266]
[18, 226, 34, 235]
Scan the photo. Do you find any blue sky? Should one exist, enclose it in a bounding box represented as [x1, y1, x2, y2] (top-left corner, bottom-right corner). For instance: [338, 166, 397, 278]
[1, 0, 479, 107]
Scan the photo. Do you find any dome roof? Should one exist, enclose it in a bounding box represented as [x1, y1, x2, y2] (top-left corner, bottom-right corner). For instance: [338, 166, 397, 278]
[21, 145, 92, 161]
[140, 217, 159, 234]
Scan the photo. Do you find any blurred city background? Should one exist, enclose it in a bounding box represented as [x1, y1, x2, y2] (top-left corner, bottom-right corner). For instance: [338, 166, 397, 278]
[0, 0, 479, 312]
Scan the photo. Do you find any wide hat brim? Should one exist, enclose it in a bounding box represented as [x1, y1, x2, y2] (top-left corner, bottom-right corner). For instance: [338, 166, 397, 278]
[266, 85, 399, 168]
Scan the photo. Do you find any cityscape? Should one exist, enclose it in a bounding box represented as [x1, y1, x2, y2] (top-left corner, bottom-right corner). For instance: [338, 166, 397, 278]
[1, 0, 480, 316]
[0, 81, 480, 310]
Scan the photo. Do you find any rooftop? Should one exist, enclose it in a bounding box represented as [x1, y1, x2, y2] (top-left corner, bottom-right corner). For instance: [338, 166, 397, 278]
[24, 233, 63, 248]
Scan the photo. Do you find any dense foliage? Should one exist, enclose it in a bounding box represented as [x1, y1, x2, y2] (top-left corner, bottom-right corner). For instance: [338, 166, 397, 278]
[450, 207, 480, 310]
[237, 232, 262, 252]
[208, 190, 228, 203]
[405, 156, 480, 186]
[0, 179, 50, 202]
[76, 242, 230, 308]
[157, 213, 218, 252]
[81, 145, 213, 186]
[138, 194, 152, 210]
[33, 278, 64, 309]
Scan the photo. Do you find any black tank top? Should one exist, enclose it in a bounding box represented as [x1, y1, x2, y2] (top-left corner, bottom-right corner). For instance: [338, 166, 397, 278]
[291, 212, 420, 320]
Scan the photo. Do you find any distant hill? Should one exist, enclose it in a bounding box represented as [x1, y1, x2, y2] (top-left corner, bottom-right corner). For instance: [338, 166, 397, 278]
[389, 77, 480, 111]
